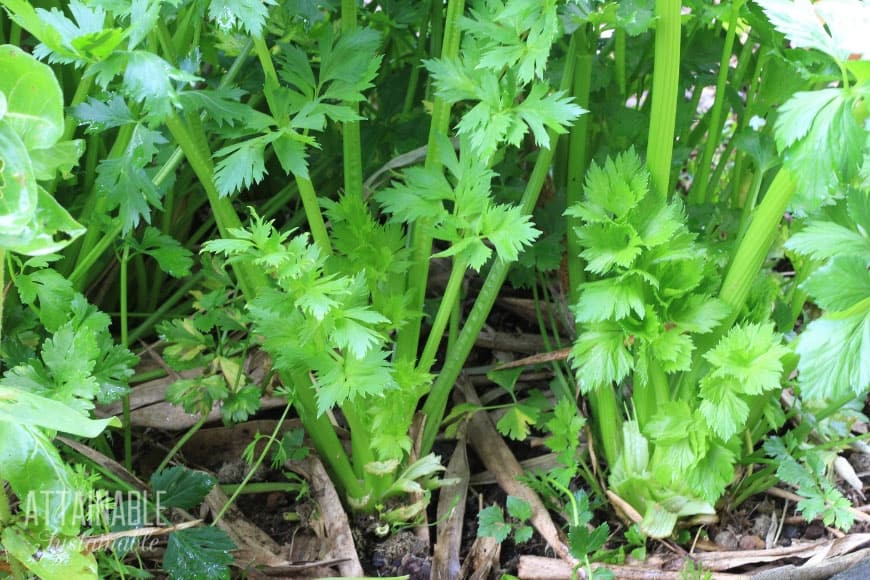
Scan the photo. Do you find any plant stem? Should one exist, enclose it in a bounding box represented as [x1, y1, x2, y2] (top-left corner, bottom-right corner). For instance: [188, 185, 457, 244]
[214, 401, 292, 523]
[676, 168, 798, 401]
[718, 168, 797, 328]
[252, 35, 333, 256]
[419, 31, 581, 455]
[395, 0, 465, 365]
[689, 0, 744, 205]
[127, 271, 203, 344]
[614, 28, 626, 96]
[341, 0, 364, 199]
[418, 258, 466, 374]
[646, 0, 682, 200]
[0, 248, 5, 347]
[120, 244, 132, 471]
[163, 112, 268, 299]
[155, 414, 208, 475]
[220, 482, 304, 495]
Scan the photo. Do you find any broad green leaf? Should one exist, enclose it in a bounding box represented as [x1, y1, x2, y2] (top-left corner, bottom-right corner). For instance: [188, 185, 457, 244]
[0, 121, 38, 234]
[150, 467, 217, 509]
[796, 311, 870, 400]
[0, 421, 80, 534]
[2, 527, 97, 580]
[668, 295, 731, 334]
[0, 386, 118, 437]
[0, 186, 86, 256]
[756, 0, 868, 63]
[0, 44, 63, 150]
[802, 256, 870, 312]
[786, 215, 870, 261]
[775, 88, 865, 212]
[570, 322, 633, 391]
[164, 527, 235, 580]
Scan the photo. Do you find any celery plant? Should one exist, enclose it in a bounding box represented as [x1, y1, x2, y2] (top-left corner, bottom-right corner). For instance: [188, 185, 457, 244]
[564, 0, 870, 537]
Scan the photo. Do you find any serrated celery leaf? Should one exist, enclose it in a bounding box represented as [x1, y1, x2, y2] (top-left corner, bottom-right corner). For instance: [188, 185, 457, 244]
[179, 88, 273, 130]
[802, 256, 869, 312]
[71, 94, 134, 133]
[630, 197, 685, 247]
[649, 330, 694, 373]
[668, 295, 731, 334]
[699, 377, 750, 441]
[477, 505, 510, 543]
[319, 28, 381, 86]
[423, 58, 481, 102]
[786, 221, 870, 261]
[164, 527, 235, 580]
[208, 0, 276, 37]
[545, 398, 585, 454]
[685, 443, 737, 504]
[581, 149, 649, 219]
[482, 204, 541, 262]
[313, 349, 396, 414]
[375, 166, 452, 224]
[213, 134, 276, 197]
[576, 222, 643, 274]
[569, 524, 609, 557]
[573, 277, 646, 323]
[515, 84, 585, 149]
[497, 403, 539, 441]
[796, 312, 870, 400]
[135, 227, 194, 278]
[704, 323, 789, 395]
[570, 322, 633, 391]
[330, 306, 389, 359]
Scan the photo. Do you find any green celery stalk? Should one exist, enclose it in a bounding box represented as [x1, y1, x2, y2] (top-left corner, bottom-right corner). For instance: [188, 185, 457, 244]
[689, 0, 745, 205]
[419, 34, 581, 456]
[394, 0, 465, 364]
[341, 0, 364, 199]
[646, 0, 682, 200]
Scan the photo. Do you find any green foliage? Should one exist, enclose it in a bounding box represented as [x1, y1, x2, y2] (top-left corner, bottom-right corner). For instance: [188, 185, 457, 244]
[765, 437, 854, 530]
[150, 467, 218, 510]
[163, 527, 236, 580]
[0, 44, 84, 255]
[477, 496, 534, 544]
[1, 0, 867, 574]
[785, 190, 870, 401]
[566, 149, 729, 394]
